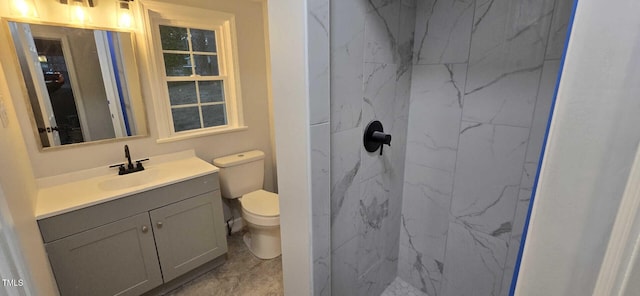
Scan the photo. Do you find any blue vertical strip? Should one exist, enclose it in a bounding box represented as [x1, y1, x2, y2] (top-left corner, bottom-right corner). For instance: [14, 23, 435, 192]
[508, 0, 580, 295]
[106, 31, 132, 136]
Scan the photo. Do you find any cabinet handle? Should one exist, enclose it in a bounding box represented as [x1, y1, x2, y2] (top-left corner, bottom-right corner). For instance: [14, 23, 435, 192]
[157, 221, 163, 228]
[141, 225, 148, 233]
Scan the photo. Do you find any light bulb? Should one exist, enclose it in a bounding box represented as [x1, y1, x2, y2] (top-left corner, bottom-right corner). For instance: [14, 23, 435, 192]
[15, 0, 28, 15]
[119, 13, 132, 27]
[116, 0, 134, 29]
[74, 6, 85, 22]
[69, 0, 90, 25]
[11, 0, 38, 18]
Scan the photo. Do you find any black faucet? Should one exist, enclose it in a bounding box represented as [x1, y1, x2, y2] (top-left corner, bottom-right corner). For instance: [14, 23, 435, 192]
[124, 145, 134, 171]
[109, 145, 149, 175]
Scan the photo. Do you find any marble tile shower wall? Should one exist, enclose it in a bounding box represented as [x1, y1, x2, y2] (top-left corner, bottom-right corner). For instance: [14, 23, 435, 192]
[330, 0, 416, 295]
[398, 0, 573, 295]
[308, 0, 331, 295]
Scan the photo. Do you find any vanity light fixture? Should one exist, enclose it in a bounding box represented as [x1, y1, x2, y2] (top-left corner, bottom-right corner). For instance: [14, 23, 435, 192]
[9, 0, 39, 18]
[116, 0, 134, 29]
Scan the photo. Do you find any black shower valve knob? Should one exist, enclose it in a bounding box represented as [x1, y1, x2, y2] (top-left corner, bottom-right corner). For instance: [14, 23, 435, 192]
[371, 131, 391, 146]
[363, 120, 392, 155]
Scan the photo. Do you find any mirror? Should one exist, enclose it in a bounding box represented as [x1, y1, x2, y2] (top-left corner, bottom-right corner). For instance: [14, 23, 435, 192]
[7, 21, 147, 148]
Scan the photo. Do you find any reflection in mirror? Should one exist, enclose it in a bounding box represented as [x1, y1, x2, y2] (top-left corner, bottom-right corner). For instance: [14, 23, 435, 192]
[8, 22, 147, 148]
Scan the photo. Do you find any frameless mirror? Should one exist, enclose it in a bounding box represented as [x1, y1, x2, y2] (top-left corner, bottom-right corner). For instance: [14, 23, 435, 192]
[7, 21, 147, 148]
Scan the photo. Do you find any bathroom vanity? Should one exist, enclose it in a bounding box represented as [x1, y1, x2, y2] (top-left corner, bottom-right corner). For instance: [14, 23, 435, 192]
[34, 151, 228, 296]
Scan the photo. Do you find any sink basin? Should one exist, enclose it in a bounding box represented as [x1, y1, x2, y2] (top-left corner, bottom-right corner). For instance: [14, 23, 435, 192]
[98, 169, 160, 191]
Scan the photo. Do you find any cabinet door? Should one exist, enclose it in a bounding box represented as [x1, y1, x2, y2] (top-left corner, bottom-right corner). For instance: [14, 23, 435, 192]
[150, 191, 228, 282]
[45, 212, 162, 296]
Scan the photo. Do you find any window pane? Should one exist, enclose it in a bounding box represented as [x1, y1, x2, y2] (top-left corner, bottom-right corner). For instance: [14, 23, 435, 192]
[167, 82, 197, 105]
[159, 26, 189, 51]
[172, 107, 201, 132]
[202, 104, 227, 127]
[199, 81, 224, 103]
[194, 55, 219, 76]
[191, 29, 216, 53]
[163, 54, 192, 76]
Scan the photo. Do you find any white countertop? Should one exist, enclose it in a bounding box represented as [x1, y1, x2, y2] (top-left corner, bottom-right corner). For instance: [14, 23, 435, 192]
[35, 150, 219, 220]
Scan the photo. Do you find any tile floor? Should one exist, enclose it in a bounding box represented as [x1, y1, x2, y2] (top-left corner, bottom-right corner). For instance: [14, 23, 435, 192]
[164, 232, 426, 296]
[381, 277, 429, 296]
[166, 231, 283, 296]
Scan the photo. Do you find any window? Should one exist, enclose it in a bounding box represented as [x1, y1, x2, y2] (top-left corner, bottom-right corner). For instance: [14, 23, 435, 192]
[145, 3, 245, 142]
[160, 25, 227, 132]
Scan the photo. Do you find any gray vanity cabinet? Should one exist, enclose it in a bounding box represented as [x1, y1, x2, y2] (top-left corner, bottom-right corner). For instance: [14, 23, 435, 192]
[150, 192, 227, 282]
[39, 173, 227, 296]
[45, 213, 163, 296]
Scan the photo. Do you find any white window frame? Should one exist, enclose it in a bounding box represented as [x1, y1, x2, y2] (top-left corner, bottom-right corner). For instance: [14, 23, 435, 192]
[141, 1, 246, 143]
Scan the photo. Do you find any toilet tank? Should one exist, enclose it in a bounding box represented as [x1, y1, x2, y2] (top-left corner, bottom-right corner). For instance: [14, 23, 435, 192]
[213, 150, 265, 199]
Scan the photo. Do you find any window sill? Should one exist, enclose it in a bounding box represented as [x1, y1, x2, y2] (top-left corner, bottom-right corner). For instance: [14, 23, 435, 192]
[156, 126, 248, 144]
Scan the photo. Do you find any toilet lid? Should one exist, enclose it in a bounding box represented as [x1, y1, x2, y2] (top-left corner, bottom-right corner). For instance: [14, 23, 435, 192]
[241, 190, 279, 217]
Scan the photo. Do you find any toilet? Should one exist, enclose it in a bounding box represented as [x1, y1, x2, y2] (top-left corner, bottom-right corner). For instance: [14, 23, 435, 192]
[213, 150, 281, 259]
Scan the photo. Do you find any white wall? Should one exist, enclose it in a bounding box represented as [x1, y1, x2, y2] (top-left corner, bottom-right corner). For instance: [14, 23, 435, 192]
[0, 0, 276, 195]
[0, 64, 59, 295]
[267, 0, 314, 294]
[516, 0, 640, 295]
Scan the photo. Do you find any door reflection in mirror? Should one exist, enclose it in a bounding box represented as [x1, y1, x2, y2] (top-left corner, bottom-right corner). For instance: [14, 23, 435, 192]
[8, 22, 147, 148]
[35, 38, 84, 145]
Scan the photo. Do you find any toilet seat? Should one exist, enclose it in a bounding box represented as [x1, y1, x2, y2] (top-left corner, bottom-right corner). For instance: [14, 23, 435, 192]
[241, 190, 279, 216]
[240, 190, 279, 227]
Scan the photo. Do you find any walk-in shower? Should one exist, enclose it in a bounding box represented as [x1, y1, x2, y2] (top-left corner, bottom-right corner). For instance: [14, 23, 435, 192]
[328, 0, 574, 295]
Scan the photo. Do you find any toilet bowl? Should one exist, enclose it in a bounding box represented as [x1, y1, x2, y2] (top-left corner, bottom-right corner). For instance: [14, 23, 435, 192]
[213, 151, 282, 259]
[239, 189, 281, 259]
